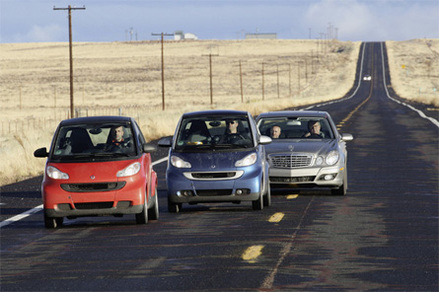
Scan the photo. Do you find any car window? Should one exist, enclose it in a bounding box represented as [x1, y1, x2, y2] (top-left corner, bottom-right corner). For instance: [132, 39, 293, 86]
[175, 116, 254, 150]
[52, 123, 137, 159]
[258, 117, 334, 139]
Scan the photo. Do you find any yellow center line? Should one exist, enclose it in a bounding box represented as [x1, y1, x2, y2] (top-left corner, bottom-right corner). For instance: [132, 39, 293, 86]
[268, 212, 285, 223]
[286, 194, 299, 199]
[337, 93, 371, 129]
[242, 245, 264, 263]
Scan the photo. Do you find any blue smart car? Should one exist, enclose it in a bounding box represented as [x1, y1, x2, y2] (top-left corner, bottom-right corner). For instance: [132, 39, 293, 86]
[159, 110, 272, 212]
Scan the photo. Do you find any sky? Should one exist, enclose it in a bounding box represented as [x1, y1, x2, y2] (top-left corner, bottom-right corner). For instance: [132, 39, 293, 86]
[1, 0, 438, 43]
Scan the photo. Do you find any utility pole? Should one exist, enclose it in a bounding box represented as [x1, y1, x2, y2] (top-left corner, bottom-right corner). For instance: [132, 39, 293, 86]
[239, 60, 244, 103]
[276, 64, 280, 99]
[289, 63, 292, 97]
[54, 5, 85, 119]
[262, 62, 265, 100]
[152, 32, 173, 110]
[202, 50, 219, 105]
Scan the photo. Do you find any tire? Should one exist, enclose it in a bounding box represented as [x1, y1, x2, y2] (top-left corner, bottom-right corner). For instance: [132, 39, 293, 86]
[135, 195, 148, 224]
[263, 178, 271, 207]
[148, 187, 159, 220]
[44, 211, 63, 229]
[168, 198, 181, 213]
[332, 169, 347, 196]
[252, 193, 263, 211]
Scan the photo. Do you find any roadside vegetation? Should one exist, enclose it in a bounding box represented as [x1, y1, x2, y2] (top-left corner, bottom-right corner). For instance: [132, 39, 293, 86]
[0, 39, 437, 185]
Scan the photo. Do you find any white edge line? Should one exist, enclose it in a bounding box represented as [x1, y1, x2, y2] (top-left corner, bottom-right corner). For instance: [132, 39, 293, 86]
[305, 42, 366, 110]
[0, 156, 169, 228]
[380, 42, 439, 128]
[152, 156, 168, 166]
[0, 204, 44, 228]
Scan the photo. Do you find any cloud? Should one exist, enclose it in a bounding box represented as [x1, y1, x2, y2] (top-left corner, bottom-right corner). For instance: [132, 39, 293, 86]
[8, 24, 64, 43]
[304, 0, 439, 41]
[304, 0, 375, 41]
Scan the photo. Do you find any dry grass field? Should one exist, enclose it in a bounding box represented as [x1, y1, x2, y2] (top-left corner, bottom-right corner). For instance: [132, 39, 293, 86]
[0, 39, 437, 185]
[387, 39, 439, 106]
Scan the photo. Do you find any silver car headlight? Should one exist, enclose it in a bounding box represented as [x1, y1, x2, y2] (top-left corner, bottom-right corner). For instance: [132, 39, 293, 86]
[117, 162, 141, 177]
[47, 166, 69, 179]
[235, 153, 257, 167]
[315, 156, 324, 166]
[171, 155, 192, 168]
[325, 151, 339, 166]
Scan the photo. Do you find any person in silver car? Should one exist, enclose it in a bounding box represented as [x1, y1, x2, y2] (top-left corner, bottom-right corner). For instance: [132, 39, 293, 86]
[303, 120, 325, 138]
[256, 110, 353, 196]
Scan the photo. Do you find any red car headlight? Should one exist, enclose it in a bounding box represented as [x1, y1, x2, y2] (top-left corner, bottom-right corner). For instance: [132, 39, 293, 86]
[47, 166, 69, 180]
[117, 162, 141, 177]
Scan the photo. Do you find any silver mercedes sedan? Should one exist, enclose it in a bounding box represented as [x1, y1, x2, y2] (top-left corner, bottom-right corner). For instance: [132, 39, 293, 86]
[256, 111, 353, 195]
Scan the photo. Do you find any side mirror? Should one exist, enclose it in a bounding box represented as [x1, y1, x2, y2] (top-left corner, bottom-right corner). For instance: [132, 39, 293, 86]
[259, 135, 272, 145]
[341, 133, 354, 141]
[143, 144, 157, 153]
[34, 147, 49, 158]
[158, 136, 172, 147]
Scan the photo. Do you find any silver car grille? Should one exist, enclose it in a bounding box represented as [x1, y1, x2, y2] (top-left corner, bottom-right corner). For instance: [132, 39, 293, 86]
[270, 154, 313, 168]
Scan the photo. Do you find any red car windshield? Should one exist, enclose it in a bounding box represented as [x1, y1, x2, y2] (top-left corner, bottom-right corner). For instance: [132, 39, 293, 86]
[51, 123, 137, 159]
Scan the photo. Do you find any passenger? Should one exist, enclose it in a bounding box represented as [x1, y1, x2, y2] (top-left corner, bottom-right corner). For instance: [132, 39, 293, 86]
[271, 125, 282, 139]
[303, 120, 325, 138]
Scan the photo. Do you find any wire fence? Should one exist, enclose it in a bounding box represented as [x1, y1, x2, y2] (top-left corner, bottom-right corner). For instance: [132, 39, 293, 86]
[2, 41, 351, 135]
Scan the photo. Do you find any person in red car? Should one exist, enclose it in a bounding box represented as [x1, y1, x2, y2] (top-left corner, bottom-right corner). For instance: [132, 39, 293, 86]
[106, 125, 132, 151]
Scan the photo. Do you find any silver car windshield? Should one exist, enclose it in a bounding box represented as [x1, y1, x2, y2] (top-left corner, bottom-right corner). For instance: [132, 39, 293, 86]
[258, 117, 334, 140]
[175, 117, 254, 150]
[52, 123, 136, 159]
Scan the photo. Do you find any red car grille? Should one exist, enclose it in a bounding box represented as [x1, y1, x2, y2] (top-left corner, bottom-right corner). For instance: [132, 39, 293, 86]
[74, 202, 114, 209]
[61, 182, 125, 192]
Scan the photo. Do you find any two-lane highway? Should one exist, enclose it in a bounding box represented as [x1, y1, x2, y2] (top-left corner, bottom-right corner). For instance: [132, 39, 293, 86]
[1, 42, 438, 291]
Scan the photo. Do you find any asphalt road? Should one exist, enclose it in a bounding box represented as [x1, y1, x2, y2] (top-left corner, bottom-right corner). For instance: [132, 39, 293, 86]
[1, 42, 438, 291]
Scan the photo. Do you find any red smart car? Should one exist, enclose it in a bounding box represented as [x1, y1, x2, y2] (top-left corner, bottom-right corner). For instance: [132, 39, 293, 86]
[34, 116, 158, 228]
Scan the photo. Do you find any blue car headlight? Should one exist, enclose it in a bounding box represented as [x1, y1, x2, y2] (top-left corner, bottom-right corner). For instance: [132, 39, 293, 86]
[235, 153, 257, 167]
[171, 155, 192, 168]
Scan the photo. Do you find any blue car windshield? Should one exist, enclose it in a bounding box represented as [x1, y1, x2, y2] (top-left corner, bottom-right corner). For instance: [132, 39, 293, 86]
[175, 117, 254, 150]
[258, 117, 334, 140]
[51, 122, 137, 159]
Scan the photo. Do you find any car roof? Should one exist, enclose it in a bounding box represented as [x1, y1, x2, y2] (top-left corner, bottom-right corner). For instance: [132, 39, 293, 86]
[59, 116, 133, 126]
[181, 110, 250, 118]
[257, 110, 330, 119]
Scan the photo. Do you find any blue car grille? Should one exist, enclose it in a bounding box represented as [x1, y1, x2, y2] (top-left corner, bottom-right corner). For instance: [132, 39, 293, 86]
[196, 189, 233, 196]
[270, 154, 313, 168]
[192, 172, 236, 179]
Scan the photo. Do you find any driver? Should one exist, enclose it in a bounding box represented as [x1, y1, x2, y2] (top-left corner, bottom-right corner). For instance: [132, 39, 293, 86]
[105, 125, 132, 151]
[222, 119, 245, 144]
[303, 120, 325, 138]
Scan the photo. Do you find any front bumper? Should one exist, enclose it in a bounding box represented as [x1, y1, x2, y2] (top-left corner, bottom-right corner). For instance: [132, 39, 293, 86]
[167, 166, 263, 204]
[42, 175, 145, 218]
[269, 165, 344, 188]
